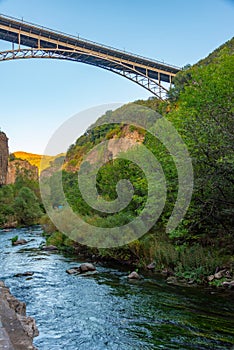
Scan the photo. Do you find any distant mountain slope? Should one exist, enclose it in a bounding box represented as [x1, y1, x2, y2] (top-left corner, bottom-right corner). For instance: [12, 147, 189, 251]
[13, 151, 65, 174]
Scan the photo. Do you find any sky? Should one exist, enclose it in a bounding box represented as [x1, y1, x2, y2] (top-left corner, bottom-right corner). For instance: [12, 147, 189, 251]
[0, 0, 233, 154]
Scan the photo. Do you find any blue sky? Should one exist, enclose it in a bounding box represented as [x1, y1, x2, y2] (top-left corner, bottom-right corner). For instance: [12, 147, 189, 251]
[0, 0, 233, 154]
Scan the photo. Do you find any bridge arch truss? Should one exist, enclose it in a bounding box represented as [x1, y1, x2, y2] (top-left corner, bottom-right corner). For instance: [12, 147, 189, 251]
[0, 14, 181, 99]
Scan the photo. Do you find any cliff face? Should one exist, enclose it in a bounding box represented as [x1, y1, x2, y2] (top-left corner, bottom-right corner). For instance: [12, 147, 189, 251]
[86, 129, 144, 165]
[0, 281, 39, 349]
[6, 159, 39, 184]
[65, 125, 145, 172]
[0, 131, 9, 185]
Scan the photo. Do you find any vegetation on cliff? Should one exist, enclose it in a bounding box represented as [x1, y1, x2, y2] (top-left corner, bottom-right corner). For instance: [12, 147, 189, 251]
[42, 38, 234, 284]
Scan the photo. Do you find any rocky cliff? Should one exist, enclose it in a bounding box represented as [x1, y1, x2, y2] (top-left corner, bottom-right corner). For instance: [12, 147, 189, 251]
[13, 151, 66, 175]
[6, 159, 39, 184]
[0, 131, 9, 185]
[0, 281, 39, 349]
[65, 124, 145, 172]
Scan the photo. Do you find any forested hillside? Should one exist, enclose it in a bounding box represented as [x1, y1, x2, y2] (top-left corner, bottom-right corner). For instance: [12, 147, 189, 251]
[34, 37, 234, 283]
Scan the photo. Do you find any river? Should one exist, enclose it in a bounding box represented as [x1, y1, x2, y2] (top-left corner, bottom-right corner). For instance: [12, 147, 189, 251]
[0, 227, 233, 350]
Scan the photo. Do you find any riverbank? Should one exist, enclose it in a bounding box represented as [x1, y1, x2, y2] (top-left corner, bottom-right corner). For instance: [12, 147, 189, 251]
[1, 226, 234, 349]
[43, 229, 234, 290]
[0, 281, 38, 350]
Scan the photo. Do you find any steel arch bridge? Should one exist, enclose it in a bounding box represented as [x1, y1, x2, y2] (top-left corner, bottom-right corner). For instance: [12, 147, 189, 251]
[0, 14, 181, 99]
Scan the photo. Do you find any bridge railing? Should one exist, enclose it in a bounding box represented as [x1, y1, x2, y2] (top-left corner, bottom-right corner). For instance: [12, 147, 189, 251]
[0, 13, 181, 70]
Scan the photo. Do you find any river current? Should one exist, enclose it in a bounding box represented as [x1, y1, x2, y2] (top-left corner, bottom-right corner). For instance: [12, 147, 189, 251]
[0, 227, 233, 350]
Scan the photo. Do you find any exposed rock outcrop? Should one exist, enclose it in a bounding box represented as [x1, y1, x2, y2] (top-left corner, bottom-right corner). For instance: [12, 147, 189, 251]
[6, 159, 38, 184]
[0, 131, 9, 185]
[85, 126, 145, 165]
[64, 125, 145, 173]
[0, 281, 38, 349]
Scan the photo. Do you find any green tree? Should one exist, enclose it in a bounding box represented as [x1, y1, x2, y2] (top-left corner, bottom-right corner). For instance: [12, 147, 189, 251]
[14, 187, 43, 225]
[0, 185, 15, 224]
[168, 44, 234, 239]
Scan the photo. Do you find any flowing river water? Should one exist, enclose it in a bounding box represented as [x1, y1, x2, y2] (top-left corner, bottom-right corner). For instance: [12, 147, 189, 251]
[0, 227, 233, 350]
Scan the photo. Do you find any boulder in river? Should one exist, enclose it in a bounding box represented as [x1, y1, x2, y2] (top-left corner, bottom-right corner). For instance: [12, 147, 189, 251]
[128, 271, 140, 279]
[14, 272, 34, 278]
[80, 263, 96, 273]
[12, 239, 28, 246]
[66, 263, 96, 275]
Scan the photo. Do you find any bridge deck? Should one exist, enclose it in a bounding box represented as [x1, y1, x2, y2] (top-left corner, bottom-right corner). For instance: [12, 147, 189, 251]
[0, 14, 181, 96]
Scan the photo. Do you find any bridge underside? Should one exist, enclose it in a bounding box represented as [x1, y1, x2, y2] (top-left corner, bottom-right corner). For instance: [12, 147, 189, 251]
[0, 15, 181, 99]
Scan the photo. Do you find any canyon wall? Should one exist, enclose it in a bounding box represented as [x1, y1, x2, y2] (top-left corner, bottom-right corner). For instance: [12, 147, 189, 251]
[0, 131, 9, 185]
[6, 159, 39, 184]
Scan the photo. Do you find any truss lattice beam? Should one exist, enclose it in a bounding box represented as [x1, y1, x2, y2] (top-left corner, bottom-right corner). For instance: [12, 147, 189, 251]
[0, 14, 181, 98]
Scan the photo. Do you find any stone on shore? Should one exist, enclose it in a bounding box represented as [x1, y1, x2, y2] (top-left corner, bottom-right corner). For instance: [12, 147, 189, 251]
[222, 280, 234, 289]
[207, 275, 215, 282]
[128, 271, 140, 279]
[147, 262, 156, 270]
[214, 269, 226, 280]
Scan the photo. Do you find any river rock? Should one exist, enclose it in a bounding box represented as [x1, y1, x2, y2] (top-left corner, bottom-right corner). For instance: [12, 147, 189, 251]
[66, 267, 80, 275]
[214, 269, 226, 280]
[14, 271, 34, 277]
[147, 262, 156, 270]
[13, 239, 28, 246]
[128, 271, 140, 279]
[42, 245, 58, 251]
[79, 263, 96, 273]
